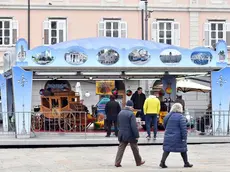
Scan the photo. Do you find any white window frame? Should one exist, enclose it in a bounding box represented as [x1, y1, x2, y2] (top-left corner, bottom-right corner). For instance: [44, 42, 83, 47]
[152, 20, 180, 46]
[0, 19, 18, 46]
[209, 22, 225, 47]
[157, 21, 174, 45]
[98, 20, 127, 38]
[204, 21, 230, 48]
[43, 19, 67, 45]
[105, 20, 120, 37]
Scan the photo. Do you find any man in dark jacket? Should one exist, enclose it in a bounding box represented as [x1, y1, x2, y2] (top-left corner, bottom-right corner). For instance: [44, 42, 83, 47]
[105, 95, 121, 137]
[115, 100, 145, 167]
[131, 87, 146, 110]
[131, 87, 146, 121]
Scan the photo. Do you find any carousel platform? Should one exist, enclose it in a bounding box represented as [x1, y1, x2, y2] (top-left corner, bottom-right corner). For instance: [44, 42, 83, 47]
[0, 131, 230, 148]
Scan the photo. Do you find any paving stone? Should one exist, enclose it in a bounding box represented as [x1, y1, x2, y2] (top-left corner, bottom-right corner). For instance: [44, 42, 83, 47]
[0, 144, 229, 171]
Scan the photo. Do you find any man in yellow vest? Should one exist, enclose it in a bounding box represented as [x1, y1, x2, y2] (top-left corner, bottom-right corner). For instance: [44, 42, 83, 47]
[143, 90, 161, 140]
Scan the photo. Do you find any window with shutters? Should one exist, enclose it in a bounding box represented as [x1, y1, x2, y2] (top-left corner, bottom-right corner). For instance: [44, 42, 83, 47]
[152, 20, 180, 46]
[43, 19, 67, 45]
[204, 21, 230, 48]
[0, 19, 18, 46]
[98, 20, 127, 38]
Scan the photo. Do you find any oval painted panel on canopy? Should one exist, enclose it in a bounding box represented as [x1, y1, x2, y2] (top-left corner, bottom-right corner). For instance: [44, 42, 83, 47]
[190, 51, 212, 65]
[64, 47, 88, 65]
[97, 48, 119, 65]
[128, 48, 151, 65]
[160, 49, 182, 64]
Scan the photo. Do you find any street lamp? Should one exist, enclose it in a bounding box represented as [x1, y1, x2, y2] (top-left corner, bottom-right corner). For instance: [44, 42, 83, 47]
[139, 0, 153, 96]
[139, 0, 153, 41]
[139, 1, 145, 40]
[28, 0, 30, 50]
[27, 2, 52, 50]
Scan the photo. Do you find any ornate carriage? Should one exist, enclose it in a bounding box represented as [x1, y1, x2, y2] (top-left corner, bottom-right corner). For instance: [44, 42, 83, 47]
[32, 83, 95, 132]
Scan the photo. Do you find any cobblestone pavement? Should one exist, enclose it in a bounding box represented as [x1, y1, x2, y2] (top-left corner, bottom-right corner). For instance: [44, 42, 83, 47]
[0, 144, 229, 172]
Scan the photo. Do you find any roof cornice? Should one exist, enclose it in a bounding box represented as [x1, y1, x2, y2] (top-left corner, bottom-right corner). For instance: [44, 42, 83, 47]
[0, 5, 230, 12]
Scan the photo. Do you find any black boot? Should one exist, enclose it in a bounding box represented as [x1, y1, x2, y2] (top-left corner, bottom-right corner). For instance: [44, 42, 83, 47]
[184, 163, 193, 168]
[159, 152, 170, 168]
[159, 162, 168, 168]
[181, 152, 193, 168]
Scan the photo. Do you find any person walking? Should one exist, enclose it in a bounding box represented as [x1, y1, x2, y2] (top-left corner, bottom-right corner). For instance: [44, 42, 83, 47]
[105, 95, 121, 137]
[159, 103, 193, 168]
[143, 91, 161, 140]
[115, 100, 145, 167]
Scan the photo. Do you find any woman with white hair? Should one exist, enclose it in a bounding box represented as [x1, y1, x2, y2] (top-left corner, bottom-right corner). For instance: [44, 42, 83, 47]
[159, 103, 193, 168]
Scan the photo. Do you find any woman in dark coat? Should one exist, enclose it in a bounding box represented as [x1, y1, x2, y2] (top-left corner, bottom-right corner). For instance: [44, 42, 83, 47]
[159, 103, 193, 168]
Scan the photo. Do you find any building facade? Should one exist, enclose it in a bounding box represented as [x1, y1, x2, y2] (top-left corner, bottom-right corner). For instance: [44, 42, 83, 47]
[0, 0, 230, 58]
[1, 0, 225, 110]
[0, 1, 230, 50]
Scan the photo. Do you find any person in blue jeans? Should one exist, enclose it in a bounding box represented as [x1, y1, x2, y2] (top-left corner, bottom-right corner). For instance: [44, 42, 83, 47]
[145, 114, 158, 139]
[143, 91, 161, 140]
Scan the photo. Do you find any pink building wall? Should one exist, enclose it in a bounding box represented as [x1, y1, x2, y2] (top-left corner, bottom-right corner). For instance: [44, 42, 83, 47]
[0, 10, 190, 49]
[29, 10, 142, 48]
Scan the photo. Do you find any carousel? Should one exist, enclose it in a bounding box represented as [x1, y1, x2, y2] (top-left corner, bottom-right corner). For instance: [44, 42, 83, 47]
[0, 37, 228, 138]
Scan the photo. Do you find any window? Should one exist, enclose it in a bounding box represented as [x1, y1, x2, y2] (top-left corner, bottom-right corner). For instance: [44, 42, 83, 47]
[210, 22, 224, 47]
[43, 19, 67, 45]
[152, 20, 180, 46]
[204, 21, 230, 48]
[98, 20, 127, 38]
[0, 19, 18, 46]
[158, 21, 173, 44]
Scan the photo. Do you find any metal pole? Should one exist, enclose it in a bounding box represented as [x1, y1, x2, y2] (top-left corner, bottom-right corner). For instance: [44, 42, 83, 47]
[144, 0, 149, 96]
[28, 0, 30, 50]
[228, 108, 230, 135]
[85, 112, 87, 139]
[145, 80, 149, 97]
[141, 9, 144, 40]
[144, 0, 148, 40]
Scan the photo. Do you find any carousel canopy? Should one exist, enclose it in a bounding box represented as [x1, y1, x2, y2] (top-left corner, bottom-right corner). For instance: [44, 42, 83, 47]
[49, 37, 187, 50]
[12, 37, 222, 75]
